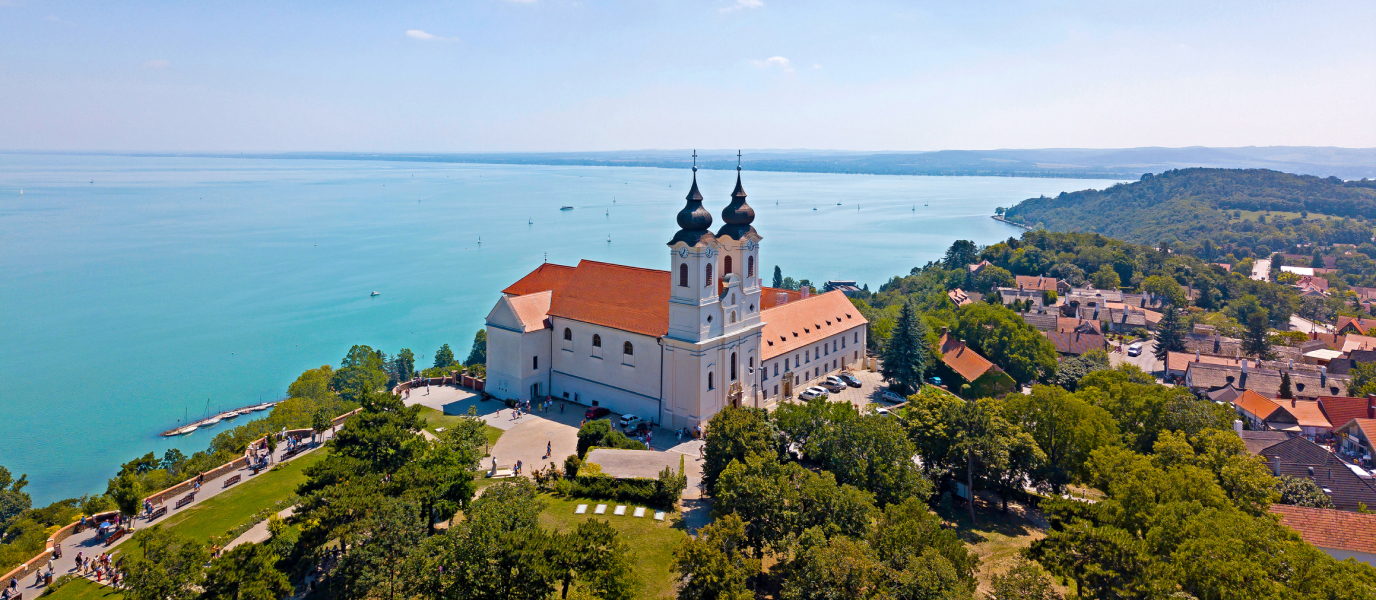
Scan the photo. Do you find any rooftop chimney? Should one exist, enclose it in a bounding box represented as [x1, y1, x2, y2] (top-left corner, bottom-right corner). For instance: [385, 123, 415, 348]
[776, 292, 787, 306]
[801, 287, 810, 299]
[1321, 365, 1327, 387]
[1233, 419, 1243, 434]
[1273, 455, 1282, 476]
[1242, 359, 1249, 374]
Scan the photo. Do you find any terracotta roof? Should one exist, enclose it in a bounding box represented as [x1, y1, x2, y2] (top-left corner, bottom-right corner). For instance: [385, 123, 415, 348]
[760, 291, 867, 360]
[1015, 275, 1060, 292]
[1020, 312, 1059, 331]
[967, 260, 992, 274]
[1345, 335, 1376, 352]
[1234, 390, 1283, 421]
[1336, 419, 1376, 450]
[1043, 329, 1107, 355]
[1237, 430, 1292, 455]
[1337, 316, 1376, 335]
[545, 260, 671, 337]
[1270, 504, 1376, 555]
[1319, 396, 1374, 426]
[1260, 437, 1376, 511]
[1058, 317, 1100, 334]
[948, 288, 973, 307]
[1276, 399, 1333, 429]
[505, 291, 553, 333]
[761, 287, 802, 311]
[1167, 351, 1242, 374]
[1297, 275, 1330, 291]
[938, 333, 997, 383]
[503, 263, 577, 296]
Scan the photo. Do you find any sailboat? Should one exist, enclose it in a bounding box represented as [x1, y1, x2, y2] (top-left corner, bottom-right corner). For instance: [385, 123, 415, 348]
[528, 217, 533, 225]
[371, 291, 380, 297]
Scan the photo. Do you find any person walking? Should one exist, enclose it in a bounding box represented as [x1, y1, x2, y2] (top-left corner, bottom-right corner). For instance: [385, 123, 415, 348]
[545, 441, 551, 459]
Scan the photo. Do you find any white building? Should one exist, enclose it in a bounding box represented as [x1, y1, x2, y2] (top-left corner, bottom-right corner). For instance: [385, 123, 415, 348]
[485, 164, 868, 430]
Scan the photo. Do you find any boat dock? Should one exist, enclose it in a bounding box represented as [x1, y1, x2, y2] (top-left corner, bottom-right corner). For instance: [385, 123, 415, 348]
[159, 401, 279, 436]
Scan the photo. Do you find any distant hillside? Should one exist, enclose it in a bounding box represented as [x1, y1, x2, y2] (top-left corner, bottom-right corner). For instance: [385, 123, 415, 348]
[1003, 168, 1376, 254]
[24, 146, 1376, 180]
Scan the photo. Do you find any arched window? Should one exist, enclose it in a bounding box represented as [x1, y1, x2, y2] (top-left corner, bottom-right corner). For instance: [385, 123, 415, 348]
[678, 263, 688, 287]
[730, 311, 737, 323]
[623, 341, 633, 356]
[747, 256, 754, 278]
[705, 264, 713, 287]
[731, 352, 738, 381]
[563, 328, 572, 341]
[593, 334, 601, 347]
[708, 372, 714, 390]
[724, 255, 733, 275]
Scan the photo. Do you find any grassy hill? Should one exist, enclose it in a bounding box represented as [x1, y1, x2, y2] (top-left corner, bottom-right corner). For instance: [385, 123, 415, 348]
[1003, 168, 1376, 255]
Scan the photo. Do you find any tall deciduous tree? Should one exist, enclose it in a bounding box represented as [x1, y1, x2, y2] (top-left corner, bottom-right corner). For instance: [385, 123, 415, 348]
[881, 301, 931, 394]
[672, 514, 758, 600]
[0, 467, 30, 529]
[943, 240, 979, 270]
[465, 330, 487, 366]
[123, 528, 210, 600]
[702, 407, 780, 495]
[332, 345, 389, 403]
[1004, 386, 1119, 493]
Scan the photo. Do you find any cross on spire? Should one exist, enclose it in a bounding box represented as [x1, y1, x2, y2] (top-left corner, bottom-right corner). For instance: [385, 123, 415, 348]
[737, 149, 742, 171]
[692, 149, 698, 172]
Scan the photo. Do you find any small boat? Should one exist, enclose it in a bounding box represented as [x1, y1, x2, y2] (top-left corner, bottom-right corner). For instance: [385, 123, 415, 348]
[371, 291, 380, 296]
[836, 202, 842, 206]
[560, 206, 574, 211]
[173, 425, 197, 436]
[251, 403, 271, 412]
[528, 217, 533, 224]
[203, 415, 222, 426]
[221, 411, 239, 420]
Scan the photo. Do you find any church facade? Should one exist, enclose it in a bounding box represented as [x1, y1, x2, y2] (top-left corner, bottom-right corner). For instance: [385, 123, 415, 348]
[484, 165, 868, 430]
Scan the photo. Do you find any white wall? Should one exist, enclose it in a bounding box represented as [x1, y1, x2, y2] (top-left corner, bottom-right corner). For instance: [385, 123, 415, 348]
[1322, 547, 1376, 568]
[550, 317, 663, 420]
[485, 324, 551, 402]
[762, 324, 866, 396]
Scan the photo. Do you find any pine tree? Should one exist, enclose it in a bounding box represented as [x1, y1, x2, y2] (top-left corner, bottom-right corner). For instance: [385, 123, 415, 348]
[772, 265, 783, 288]
[881, 301, 931, 394]
[1279, 372, 1293, 399]
[1152, 305, 1187, 362]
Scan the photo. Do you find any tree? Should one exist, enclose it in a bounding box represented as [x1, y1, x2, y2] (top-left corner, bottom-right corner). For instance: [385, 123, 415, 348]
[869, 497, 979, 590]
[330, 391, 424, 474]
[812, 409, 933, 506]
[987, 559, 1062, 600]
[434, 343, 455, 368]
[1232, 295, 1274, 359]
[202, 543, 293, 600]
[576, 418, 645, 457]
[944, 240, 980, 270]
[1279, 372, 1293, 399]
[332, 345, 389, 403]
[556, 520, 638, 600]
[672, 514, 758, 600]
[702, 407, 780, 495]
[780, 532, 887, 600]
[311, 409, 331, 443]
[288, 365, 335, 401]
[107, 471, 144, 525]
[465, 330, 487, 366]
[1141, 275, 1187, 307]
[1091, 264, 1121, 289]
[1274, 475, 1335, 509]
[973, 265, 1015, 293]
[880, 301, 931, 394]
[1152, 305, 1187, 362]
[333, 500, 425, 600]
[0, 467, 30, 530]
[1352, 362, 1376, 397]
[954, 303, 1058, 384]
[1052, 349, 1110, 391]
[773, 265, 784, 288]
[123, 528, 210, 600]
[1004, 386, 1119, 493]
[396, 349, 416, 381]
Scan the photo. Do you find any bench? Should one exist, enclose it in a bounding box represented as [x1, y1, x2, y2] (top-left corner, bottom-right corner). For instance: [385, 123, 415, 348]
[104, 528, 125, 547]
[175, 493, 196, 509]
[148, 505, 168, 521]
[223, 474, 241, 488]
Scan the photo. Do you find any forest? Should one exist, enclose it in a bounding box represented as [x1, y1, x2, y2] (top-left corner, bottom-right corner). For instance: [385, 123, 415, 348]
[1003, 168, 1376, 257]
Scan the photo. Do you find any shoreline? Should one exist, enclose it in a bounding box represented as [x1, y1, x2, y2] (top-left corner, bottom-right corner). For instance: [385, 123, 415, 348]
[991, 215, 1035, 230]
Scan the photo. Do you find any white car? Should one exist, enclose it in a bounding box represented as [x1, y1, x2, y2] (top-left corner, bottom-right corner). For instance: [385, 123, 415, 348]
[1127, 342, 1144, 357]
[874, 407, 891, 416]
[798, 386, 829, 400]
[882, 390, 906, 403]
[619, 414, 641, 430]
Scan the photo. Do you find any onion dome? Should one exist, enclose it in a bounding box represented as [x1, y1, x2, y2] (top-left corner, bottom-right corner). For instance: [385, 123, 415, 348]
[668, 167, 716, 247]
[716, 166, 757, 240]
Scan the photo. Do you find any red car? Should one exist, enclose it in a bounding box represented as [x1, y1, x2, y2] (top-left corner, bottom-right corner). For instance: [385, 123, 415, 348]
[584, 406, 611, 420]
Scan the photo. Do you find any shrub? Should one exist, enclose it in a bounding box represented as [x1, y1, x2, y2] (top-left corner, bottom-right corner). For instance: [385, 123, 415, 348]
[576, 420, 646, 458]
[563, 454, 583, 478]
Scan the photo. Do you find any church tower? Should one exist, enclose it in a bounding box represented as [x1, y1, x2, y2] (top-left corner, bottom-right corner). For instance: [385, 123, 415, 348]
[667, 152, 722, 343]
[715, 152, 763, 336]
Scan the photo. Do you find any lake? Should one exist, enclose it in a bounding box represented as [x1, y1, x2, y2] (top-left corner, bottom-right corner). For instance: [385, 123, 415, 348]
[0, 153, 1126, 504]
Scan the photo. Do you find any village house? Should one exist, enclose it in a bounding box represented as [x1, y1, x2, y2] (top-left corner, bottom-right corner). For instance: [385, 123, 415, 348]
[1043, 321, 1107, 356]
[946, 288, 976, 307]
[936, 332, 1016, 398]
[1270, 505, 1376, 567]
[1337, 316, 1376, 336]
[1014, 275, 1069, 296]
[1255, 436, 1376, 511]
[1183, 359, 1349, 399]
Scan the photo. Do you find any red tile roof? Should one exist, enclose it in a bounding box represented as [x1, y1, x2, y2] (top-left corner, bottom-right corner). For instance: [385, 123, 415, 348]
[1337, 316, 1376, 335]
[760, 291, 867, 360]
[544, 261, 671, 337]
[938, 333, 997, 383]
[1277, 399, 1333, 429]
[1270, 504, 1376, 555]
[506, 291, 553, 333]
[503, 263, 577, 296]
[1319, 396, 1374, 427]
[761, 287, 802, 310]
[1015, 275, 1059, 292]
[1043, 329, 1106, 355]
[1234, 389, 1283, 421]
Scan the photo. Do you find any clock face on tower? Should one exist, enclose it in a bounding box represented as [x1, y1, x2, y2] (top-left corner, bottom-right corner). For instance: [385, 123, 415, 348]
[678, 247, 689, 258]
[746, 240, 757, 251]
[705, 247, 717, 258]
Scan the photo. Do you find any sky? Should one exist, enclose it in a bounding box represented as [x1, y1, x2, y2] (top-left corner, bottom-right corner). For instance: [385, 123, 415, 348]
[1, 0, 1374, 152]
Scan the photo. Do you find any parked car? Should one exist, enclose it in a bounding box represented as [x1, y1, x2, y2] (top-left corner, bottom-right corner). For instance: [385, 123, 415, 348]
[584, 406, 610, 420]
[823, 376, 846, 392]
[619, 414, 641, 430]
[874, 407, 891, 416]
[1127, 342, 1144, 357]
[925, 376, 943, 386]
[798, 386, 829, 401]
[839, 373, 862, 388]
[881, 390, 906, 403]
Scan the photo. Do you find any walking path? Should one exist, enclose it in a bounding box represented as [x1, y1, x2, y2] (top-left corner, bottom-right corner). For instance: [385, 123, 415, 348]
[224, 506, 297, 552]
[19, 429, 338, 595]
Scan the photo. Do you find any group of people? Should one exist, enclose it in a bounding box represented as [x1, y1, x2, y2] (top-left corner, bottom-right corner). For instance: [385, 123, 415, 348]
[74, 552, 122, 586]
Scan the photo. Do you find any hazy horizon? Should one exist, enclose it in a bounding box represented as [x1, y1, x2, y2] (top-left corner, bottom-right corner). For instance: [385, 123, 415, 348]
[2, 1, 1373, 152]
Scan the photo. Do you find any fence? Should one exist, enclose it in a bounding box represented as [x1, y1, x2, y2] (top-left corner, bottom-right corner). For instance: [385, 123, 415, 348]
[393, 373, 485, 395]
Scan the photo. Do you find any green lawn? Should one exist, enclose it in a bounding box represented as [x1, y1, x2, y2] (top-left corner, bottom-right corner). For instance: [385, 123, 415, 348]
[42, 578, 124, 600]
[118, 449, 325, 560]
[538, 495, 686, 600]
[417, 406, 503, 447]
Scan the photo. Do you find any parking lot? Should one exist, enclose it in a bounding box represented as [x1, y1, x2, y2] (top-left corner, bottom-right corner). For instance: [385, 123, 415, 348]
[778, 367, 903, 412]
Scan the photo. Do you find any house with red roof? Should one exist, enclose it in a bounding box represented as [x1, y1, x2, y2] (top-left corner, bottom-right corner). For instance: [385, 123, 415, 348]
[1270, 505, 1376, 566]
[936, 333, 1015, 397]
[485, 166, 867, 430]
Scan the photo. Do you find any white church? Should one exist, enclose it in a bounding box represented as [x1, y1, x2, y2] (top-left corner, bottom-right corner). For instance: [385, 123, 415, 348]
[484, 162, 868, 430]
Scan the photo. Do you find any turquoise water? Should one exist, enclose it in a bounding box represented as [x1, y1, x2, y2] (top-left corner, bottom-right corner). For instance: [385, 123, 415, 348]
[0, 154, 1126, 504]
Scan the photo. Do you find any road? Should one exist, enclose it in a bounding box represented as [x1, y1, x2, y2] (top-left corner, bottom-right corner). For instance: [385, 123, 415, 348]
[1252, 258, 1271, 282]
